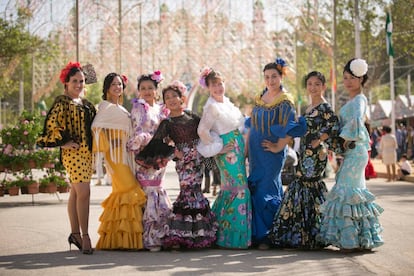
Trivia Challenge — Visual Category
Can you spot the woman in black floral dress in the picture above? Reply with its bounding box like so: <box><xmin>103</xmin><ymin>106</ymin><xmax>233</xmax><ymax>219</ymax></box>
<box><xmin>268</xmin><ymin>71</ymin><xmax>340</xmax><ymax>249</ymax></box>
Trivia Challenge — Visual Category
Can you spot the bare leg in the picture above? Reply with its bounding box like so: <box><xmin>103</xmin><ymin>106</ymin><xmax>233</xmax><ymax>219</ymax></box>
<box><xmin>391</xmin><ymin>164</ymin><xmax>396</xmax><ymax>181</ymax></box>
<box><xmin>68</xmin><ymin>185</ymin><xmax>80</xmax><ymax>233</ymax></box>
<box><xmin>386</xmin><ymin>165</ymin><xmax>391</xmax><ymax>181</ymax></box>
<box><xmin>72</xmin><ymin>182</ymin><xmax>92</xmax><ymax>253</ymax></box>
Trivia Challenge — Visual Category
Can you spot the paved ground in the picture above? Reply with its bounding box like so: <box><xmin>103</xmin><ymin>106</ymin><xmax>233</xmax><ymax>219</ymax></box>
<box><xmin>0</xmin><ymin>161</ymin><xmax>413</xmax><ymax>275</ymax></box>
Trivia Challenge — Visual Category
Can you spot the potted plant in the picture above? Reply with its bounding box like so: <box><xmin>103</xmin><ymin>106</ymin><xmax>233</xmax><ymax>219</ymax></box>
<box><xmin>3</xmin><ymin>177</ymin><xmax>20</xmax><ymax>196</ymax></box>
<box><xmin>14</xmin><ymin>171</ymin><xmax>39</xmax><ymax>195</ymax></box>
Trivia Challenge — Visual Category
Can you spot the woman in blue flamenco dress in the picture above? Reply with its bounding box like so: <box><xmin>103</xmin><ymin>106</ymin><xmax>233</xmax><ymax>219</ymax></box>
<box><xmin>197</xmin><ymin>67</ymin><xmax>252</xmax><ymax>249</ymax></box>
<box><xmin>318</xmin><ymin>58</ymin><xmax>384</xmax><ymax>252</ymax></box>
<box><xmin>246</xmin><ymin>58</ymin><xmax>307</xmax><ymax>249</ymax></box>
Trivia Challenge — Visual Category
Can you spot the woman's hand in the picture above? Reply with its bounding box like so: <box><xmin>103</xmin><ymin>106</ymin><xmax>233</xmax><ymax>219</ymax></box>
<box><xmin>219</xmin><ymin>143</ymin><xmax>234</xmax><ymax>154</ymax></box>
<box><xmin>262</xmin><ymin>140</ymin><xmax>283</xmax><ymax>153</ymax></box>
<box><xmin>61</xmin><ymin>141</ymin><xmax>80</xmax><ymax>150</ymax></box>
<box><xmin>174</xmin><ymin>149</ymin><xmax>183</xmax><ymax>160</ymax></box>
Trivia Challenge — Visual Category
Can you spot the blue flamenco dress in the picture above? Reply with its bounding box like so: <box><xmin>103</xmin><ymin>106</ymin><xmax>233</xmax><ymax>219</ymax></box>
<box><xmin>318</xmin><ymin>94</ymin><xmax>384</xmax><ymax>249</ymax></box>
<box><xmin>246</xmin><ymin>93</ymin><xmax>307</xmax><ymax>245</ymax></box>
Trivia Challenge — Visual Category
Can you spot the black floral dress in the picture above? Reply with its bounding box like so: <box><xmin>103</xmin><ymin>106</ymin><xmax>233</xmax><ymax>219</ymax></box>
<box><xmin>268</xmin><ymin>102</ymin><xmax>340</xmax><ymax>249</ymax></box>
<box><xmin>149</xmin><ymin>111</ymin><xmax>218</xmax><ymax>249</ymax></box>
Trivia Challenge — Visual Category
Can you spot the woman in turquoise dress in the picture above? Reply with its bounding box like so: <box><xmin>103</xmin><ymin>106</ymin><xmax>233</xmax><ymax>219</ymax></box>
<box><xmin>246</xmin><ymin>58</ymin><xmax>307</xmax><ymax>249</ymax></box>
<box><xmin>318</xmin><ymin>58</ymin><xmax>384</xmax><ymax>251</ymax></box>
<box><xmin>197</xmin><ymin>68</ymin><xmax>252</xmax><ymax>249</ymax></box>
<box><xmin>268</xmin><ymin>71</ymin><xmax>340</xmax><ymax>249</ymax></box>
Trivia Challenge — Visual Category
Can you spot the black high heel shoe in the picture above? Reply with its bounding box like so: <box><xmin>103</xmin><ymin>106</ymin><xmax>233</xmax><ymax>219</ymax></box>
<box><xmin>68</xmin><ymin>233</ymin><xmax>82</xmax><ymax>251</ymax></box>
<box><xmin>82</xmin><ymin>234</ymin><xmax>94</xmax><ymax>255</ymax></box>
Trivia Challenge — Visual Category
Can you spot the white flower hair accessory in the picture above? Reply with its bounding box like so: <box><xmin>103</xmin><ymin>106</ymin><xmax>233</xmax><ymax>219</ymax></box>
<box><xmin>350</xmin><ymin>58</ymin><xmax>368</xmax><ymax>77</ymax></box>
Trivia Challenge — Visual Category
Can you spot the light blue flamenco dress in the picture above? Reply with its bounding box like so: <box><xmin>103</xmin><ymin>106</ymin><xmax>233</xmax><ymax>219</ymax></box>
<box><xmin>318</xmin><ymin>94</ymin><xmax>384</xmax><ymax>249</ymax></box>
<box><xmin>246</xmin><ymin>93</ymin><xmax>307</xmax><ymax>245</ymax></box>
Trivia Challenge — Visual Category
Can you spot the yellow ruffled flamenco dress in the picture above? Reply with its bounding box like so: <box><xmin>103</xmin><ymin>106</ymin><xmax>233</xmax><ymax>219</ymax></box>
<box><xmin>93</xmin><ymin>110</ymin><xmax>146</xmax><ymax>250</ymax></box>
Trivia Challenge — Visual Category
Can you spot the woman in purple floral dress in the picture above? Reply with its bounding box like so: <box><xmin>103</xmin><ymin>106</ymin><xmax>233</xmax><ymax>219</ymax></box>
<box><xmin>126</xmin><ymin>71</ymin><xmax>171</xmax><ymax>252</ymax></box>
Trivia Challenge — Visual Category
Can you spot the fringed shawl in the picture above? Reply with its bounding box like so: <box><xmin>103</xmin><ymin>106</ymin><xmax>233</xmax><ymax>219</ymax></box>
<box><xmin>92</xmin><ymin>101</ymin><xmax>134</xmax><ymax>169</ymax></box>
<box><xmin>251</xmin><ymin>92</ymin><xmax>296</xmax><ymax>136</ymax></box>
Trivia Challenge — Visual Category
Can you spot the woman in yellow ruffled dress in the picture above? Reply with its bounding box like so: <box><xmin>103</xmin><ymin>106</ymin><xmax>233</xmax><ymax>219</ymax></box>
<box><xmin>92</xmin><ymin>73</ymin><xmax>146</xmax><ymax>250</ymax></box>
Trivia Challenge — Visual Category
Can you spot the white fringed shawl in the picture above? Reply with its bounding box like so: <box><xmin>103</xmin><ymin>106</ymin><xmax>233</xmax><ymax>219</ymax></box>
<box><xmin>92</xmin><ymin>101</ymin><xmax>134</xmax><ymax>172</ymax></box>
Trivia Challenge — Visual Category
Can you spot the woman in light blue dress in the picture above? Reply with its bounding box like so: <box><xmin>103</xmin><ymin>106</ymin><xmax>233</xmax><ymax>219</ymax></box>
<box><xmin>318</xmin><ymin>58</ymin><xmax>384</xmax><ymax>251</ymax></box>
<box><xmin>197</xmin><ymin>68</ymin><xmax>252</xmax><ymax>249</ymax></box>
<box><xmin>246</xmin><ymin>58</ymin><xmax>307</xmax><ymax>249</ymax></box>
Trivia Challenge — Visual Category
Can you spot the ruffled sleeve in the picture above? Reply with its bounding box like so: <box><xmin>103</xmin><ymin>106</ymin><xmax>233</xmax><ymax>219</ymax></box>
<box><xmin>269</xmin><ymin>101</ymin><xmax>307</xmax><ymax>138</ymax></box>
<box><xmin>126</xmin><ymin>101</ymin><xmax>152</xmax><ymax>152</ymax></box>
<box><xmin>197</xmin><ymin>102</ymin><xmax>224</xmax><ymax>157</ymax></box>
<box><xmin>36</xmin><ymin>99</ymin><xmax>72</xmax><ymax>148</ymax></box>
<box><xmin>339</xmin><ymin>95</ymin><xmax>369</xmax><ymax>143</ymax></box>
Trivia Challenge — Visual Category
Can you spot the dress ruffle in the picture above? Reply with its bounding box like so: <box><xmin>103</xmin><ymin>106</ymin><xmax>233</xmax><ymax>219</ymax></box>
<box><xmin>142</xmin><ymin>186</ymin><xmax>172</xmax><ymax>249</ymax></box>
<box><xmin>96</xmin><ymin>186</ymin><xmax>146</xmax><ymax>250</ymax></box>
<box><xmin>163</xmin><ymin>184</ymin><xmax>218</xmax><ymax>249</ymax></box>
<box><xmin>268</xmin><ymin>179</ymin><xmax>327</xmax><ymax>249</ymax></box>
<box><xmin>318</xmin><ymin>186</ymin><xmax>384</xmax><ymax>249</ymax></box>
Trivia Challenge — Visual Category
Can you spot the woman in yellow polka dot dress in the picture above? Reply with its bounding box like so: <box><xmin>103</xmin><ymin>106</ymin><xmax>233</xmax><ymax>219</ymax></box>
<box><xmin>37</xmin><ymin>61</ymin><xmax>96</xmax><ymax>254</ymax></box>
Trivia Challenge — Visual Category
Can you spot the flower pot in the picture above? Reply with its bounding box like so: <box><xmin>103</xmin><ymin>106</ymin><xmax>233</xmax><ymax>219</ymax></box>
<box><xmin>44</xmin><ymin>183</ymin><xmax>58</xmax><ymax>193</ymax></box>
<box><xmin>0</xmin><ymin>187</ymin><xmax>4</xmax><ymax>197</ymax></box>
<box><xmin>58</xmin><ymin>186</ymin><xmax>70</xmax><ymax>193</ymax></box>
<box><xmin>20</xmin><ymin>182</ymin><xmax>39</xmax><ymax>194</ymax></box>
<box><xmin>0</xmin><ymin>164</ymin><xmax>5</xmax><ymax>172</ymax></box>
<box><xmin>28</xmin><ymin>159</ymin><xmax>37</xmax><ymax>169</ymax></box>
<box><xmin>7</xmin><ymin>186</ymin><xmax>20</xmax><ymax>196</ymax></box>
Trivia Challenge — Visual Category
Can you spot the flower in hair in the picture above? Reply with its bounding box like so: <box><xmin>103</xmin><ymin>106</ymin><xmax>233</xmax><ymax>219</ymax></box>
<box><xmin>59</xmin><ymin>61</ymin><xmax>81</xmax><ymax>84</ymax></box>
<box><xmin>350</xmin><ymin>58</ymin><xmax>368</xmax><ymax>77</ymax></box>
<box><xmin>151</xmin><ymin>70</ymin><xmax>163</xmax><ymax>83</ymax></box>
<box><xmin>199</xmin><ymin>67</ymin><xmax>212</xmax><ymax>88</ymax></box>
<box><xmin>171</xmin><ymin>80</ymin><xmax>187</xmax><ymax>95</ymax></box>
<box><xmin>121</xmin><ymin>75</ymin><xmax>128</xmax><ymax>85</ymax></box>
<box><xmin>275</xmin><ymin>57</ymin><xmax>288</xmax><ymax>76</ymax></box>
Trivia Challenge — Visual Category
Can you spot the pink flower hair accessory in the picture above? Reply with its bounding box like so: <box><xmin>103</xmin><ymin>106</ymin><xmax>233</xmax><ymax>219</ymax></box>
<box><xmin>171</xmin><ymin>80</ymin><xmax>188</xmax><ymax>95</ymax></box>
<box><xmin>199</xmin><ymin>67</ymin><xmax>212</xmax><ymax>88</ymax></box>
<box><xmin>151</xmin><ymin>70</ymin><xmax>163</xmax><ymax>83</ymax></box>
<box><xmin>121</xmin><ymin>75</ymin><xmax>128</xmax><ymax>85</ymax></box>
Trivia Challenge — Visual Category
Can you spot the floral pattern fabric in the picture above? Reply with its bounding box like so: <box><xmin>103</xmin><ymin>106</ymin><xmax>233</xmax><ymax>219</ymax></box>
<box><xmin>212</xmin><ymin>130</ymin><xmax>252</xmax><ymax>249</ymax></box>
<box><xmin>318</xmin><ymin>94</ymin><xmax>384</xmax><ymax>249</ymax></box>
<box><xmin>153</xmin><ymin>111</ymin><xmax>218</xmax><ymax>249</ymax></box>
<box><xmin>268</xmin><ymin>102</ymin><xmax>339</xmax><ymax>249</ymax></box>
<box><xmin>127</xmin><ymin>98</ymin><xmax>172</xmax><ymax>250</ymax></box>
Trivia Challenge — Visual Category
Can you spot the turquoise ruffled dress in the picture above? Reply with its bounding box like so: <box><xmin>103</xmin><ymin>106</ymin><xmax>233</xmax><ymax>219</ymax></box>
<box><xmin>318</xmin><ymin>94</ymin><xmax>384</xmax><ymax>249</ymax></box>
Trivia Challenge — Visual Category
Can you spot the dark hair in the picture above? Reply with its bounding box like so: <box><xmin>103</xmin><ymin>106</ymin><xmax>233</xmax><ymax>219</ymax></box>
<box><xmin>162</xmin><ymin>85</ymin><xmax>183</xmax><ymax>103</ymax></box>
<box><xmin>205</xmin><ymin>70</ymin><xmax>224</xmax><ymax>87</ymax></box>
<box><xmin>263</xmin><ymin>62</ymin><xmax>283</xmax><ymax>76</ymax></box>
<box><xmin>402</xmin><ymin>154</ymin><xmax>408</xmax><ymax>159</ymax></box>
<box><xmin>382</xmin><ymin>125</ymin><xmax>391</xmax><ymax>133</ymax></box>
<box><xmin>343</xmin><ymin>58</ymin><xmax>368</xmax><ymax>86</ymax></box>
<box><xmin>102</xmin><ymin>73</ymin><xmax>126</xmax><ymax>101</ymax></box>
<box><xmin>304</xmin><ymin>71</ymin><xmax>326</xmax><ymax>87</ymax></box>
<box><xmin>137</xmin><ymin>74</ymin><xmax>158</xmax><ymax>90</ymax></box>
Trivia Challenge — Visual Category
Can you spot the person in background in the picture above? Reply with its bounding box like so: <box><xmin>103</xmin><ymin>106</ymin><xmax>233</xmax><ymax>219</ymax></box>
<box><xmin>92</xmin><ymin>72</ymin><xmax>146</xmax><ymax>250</ymax></box>
<box><xmin>126</xmin><ymin>71</ymin><xmax>172</xmax><ymax>252</ymax></box>
<box><xmin>365</xmin><ymin>121</ymin><xmax>377</xmax><ymax>180</ymax></box>
<box><xmin>397</xmin><ymin>153</ymin><xmax>412</xmax><ymax>180</ymax></box>
<box><xmin>197</xmin><ymin>68</ymin><xmax>252</xmax><ymax>249</ymax></box>
<box><xmin>268</xmin><ymin>71</ymin><xmax>340</xmax><ymax>249</ymax></box>
<box><xmin>202</xmin><ymin>157</ymin><xmax>221</xmax><ymax>196</ymax></box>
<box><xmin>37</xmin><ymin>61</ymin><xmax>96</xmax><ymax>254</ymax></box>
<box><xmin>318</xmin><ymin>58</ymin><xmax>384</xmax><ymax>252</ymax></box>
<box><xmin>246</xmin><ymin>58</ymin><xmax>307</xmax><ymax>250</ymax></box>
<box><xmin>378</xmin><ymin>125</ymin><xmax>398</xmax><ymax>182</ymax></box>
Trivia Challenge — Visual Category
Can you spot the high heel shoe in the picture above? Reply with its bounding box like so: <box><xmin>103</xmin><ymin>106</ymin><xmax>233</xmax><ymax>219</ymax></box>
<box><xmin>82</xmin><ymin>234</ymin><xmax>94</xmax><ymax>255</ymax></box>
<box><xmin>68</xmin><ymin>233</ymin><xmax>82</xmax><ymax>251</ymax></box>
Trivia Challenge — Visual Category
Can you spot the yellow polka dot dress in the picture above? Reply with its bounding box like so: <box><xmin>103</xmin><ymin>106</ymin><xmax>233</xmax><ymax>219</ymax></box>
<box><xmin>37</xmin><ymin>95</ymin><xmax>96</xmax><ymax>183</ymax></box>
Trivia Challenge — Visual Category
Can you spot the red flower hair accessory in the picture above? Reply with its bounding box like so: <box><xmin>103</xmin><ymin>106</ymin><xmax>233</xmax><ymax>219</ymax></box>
<box><xmin>121</xmin><ymin>75</ymin><xmax>128</xmax><ymax>85</ymax></box>
<box><xmin>59</xmin><ymin>61</ymin><xmax>82</xmax><ymax>84</ymax></box>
